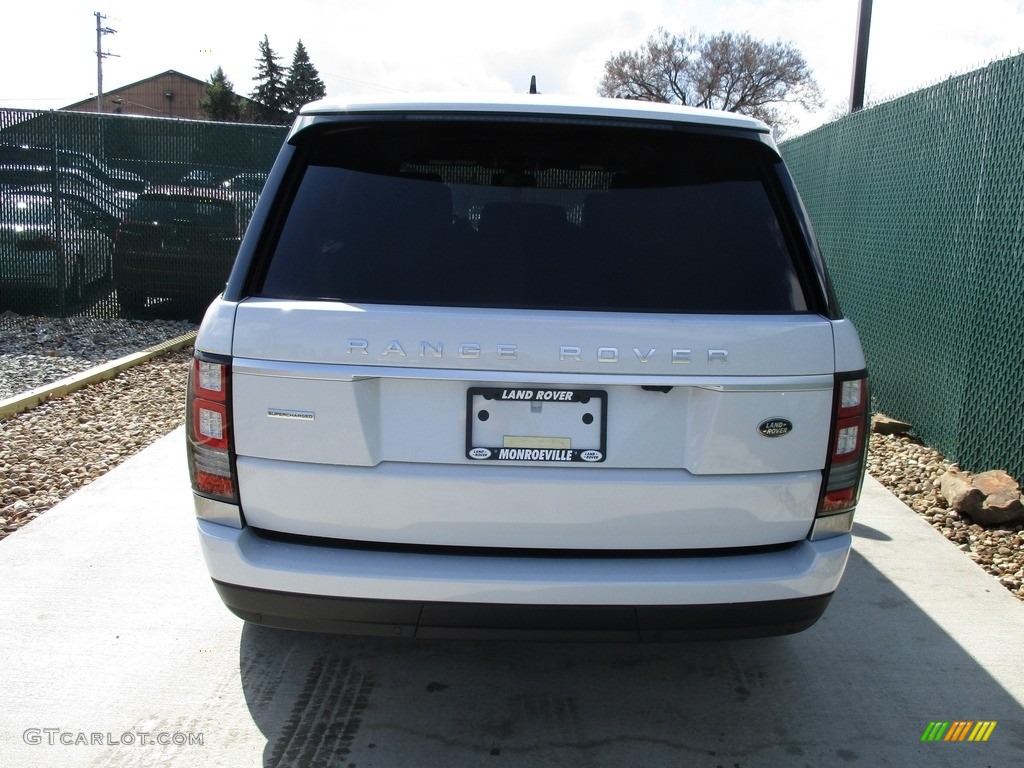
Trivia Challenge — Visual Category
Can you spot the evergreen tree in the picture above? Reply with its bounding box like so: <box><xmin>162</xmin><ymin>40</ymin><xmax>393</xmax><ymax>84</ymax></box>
<box><xmin>283</xmin><ymin>40</ymin><xmax>327</xmax><ymax>114</ymax></box>
<box><xmin>198</xmin><ymin>67</ymin><xmax>241</xmax><ymax>122</ymax></box>
<box><xmin>251</xmin><ymin>35</ymin><xmax>288</xmax><ymax>123</ymax></box>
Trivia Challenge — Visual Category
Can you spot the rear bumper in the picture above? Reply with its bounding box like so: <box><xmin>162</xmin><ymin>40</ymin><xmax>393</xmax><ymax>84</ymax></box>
<box><xmin>0</xmin><ymin>251</ymin><xmax>60</xmax><ymax>288</ymax></box>
<box><xmin>114</xmin><ymin>253</ymin><xmax>229</xmax><ymax>298</ymax></box>
<box><xmin>197</xmin><ymin>517</ymin><xmax>851</xmax><ymax>640</ymax></box>
<box><xmin>213</xmin><ymin>581</ymin><xmax>833</xmax><ymax>640</ymax></box>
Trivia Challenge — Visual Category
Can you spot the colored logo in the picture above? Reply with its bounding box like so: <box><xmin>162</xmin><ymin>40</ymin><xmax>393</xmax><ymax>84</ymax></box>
<box><xmin>758</xmin><ymin>418</ymin><xmax>793</xmax><ymax>437</ymax></box>
<box><xmin>921</xmin><ymin>721</ymin><xmax>996</xmax><ymax>742</ymax></box>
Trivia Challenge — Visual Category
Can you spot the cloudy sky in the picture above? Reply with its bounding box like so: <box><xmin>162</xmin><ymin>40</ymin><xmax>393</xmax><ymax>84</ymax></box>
<box><xmin>4</xmin><ymin>0</ymin><xmax>1023</xmax><ymax>133</ymax></box>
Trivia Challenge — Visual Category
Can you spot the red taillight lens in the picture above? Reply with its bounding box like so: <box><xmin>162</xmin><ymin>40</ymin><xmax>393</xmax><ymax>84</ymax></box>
<box><xmin>195</xmin><ymin>468</ymin><xmax>234</xmax><ymax>498</ymax></box>
<box><xmin>192</xmin><ymin>358</ymin><xmax>226</xmax><ymax>401</ymax></box>
<box><xmin>187</xmin><ymin>355</ymin><xmax>237</xmax><ymax>503</ymax></box>
<box><xmin>818</xmin><ymin>373</ymin><xmax>869</xmax><ymax>517</ymax></box>
<box><xmin>837</xmin><ymin>377</ymin><xmax>866</xmax><ymax>419</ymax></box>
<box><xmin>192</xmin><ymin>399</ymin><xmax>228</xmax><ymax>449</ymax></box>
<box><xmin>832</xmin><ymin>416</ymin><xmax>865</xmax><ymax>463</ymax></box>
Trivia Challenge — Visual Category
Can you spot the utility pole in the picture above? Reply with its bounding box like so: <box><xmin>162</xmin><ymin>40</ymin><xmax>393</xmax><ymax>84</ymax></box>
<box><xmin>849</xmin><ymin>0</ymin><xmax>873</xmax><ymax>112</ymax></box>
<box><xmin>95</xmin><ymin>11</ymin><xmax>118</xmax><ymax>113</ymax></box>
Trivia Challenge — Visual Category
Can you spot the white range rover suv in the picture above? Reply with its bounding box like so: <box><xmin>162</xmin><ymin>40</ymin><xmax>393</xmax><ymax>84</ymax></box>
<box><xmin>187</xmin><ymin>94</ymin><xmax>868</xmax><ymax>640</ymax></box>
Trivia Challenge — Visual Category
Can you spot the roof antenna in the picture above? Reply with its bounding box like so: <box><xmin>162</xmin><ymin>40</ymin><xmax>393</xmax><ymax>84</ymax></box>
<box><xmin>529</xmin><ymin>75</ymin><xmax>538</xmax><ymax>95</ymax></box>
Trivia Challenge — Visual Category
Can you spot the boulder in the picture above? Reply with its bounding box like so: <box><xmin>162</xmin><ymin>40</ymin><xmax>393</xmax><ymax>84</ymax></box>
<box><xmin>972</xmin><ymin>469</ymin><xmax>1020</xmax><ymax>498</ymax></box>
<box><xmin>972</xmin><ymin>470</ymin><xmax>1024</xmax><ymax>525</ymax></box>
<box><xmin>939</xmin><ymin>468</ymin><xmax>1024</xmax><ymax>525</ymax></box>
<box><xmin>872</xmin><ymin>414</ymin><xmax>913</xmax><ymax>435</ymax></box>
<box><xmin>939</xmin><ymin>469</ymin><xmax>983</xmax><ymax>515</ymax></box>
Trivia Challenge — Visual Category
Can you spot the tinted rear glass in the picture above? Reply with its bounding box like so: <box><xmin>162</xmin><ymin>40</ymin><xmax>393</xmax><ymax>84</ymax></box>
<box><xmin>128</xmin><ymin>197</ymin><xmax>237</xmax><ymax>228</ymax></box>
<box><xmin>258</xmin><ymin>120</ymin><xmax>810</xmax><ymax>313</ymax></box>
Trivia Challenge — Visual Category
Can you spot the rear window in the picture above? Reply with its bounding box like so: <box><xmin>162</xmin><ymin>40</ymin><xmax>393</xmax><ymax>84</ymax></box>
<box><xmin>128</xmin><ymin>196</ymin><xmax>237</xmax><ymax>228</ymax></box>
<box><xmin>257</xmin><ymin>120</ymin><xmax>810</xmax><ymax>313</ymax></box>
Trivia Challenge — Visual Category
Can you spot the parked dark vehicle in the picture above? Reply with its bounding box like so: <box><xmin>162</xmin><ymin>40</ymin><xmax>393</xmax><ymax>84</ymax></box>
<box><xmin>179</xmin><ymin>170</ymin><xmax>220</xmax><ymax>188</ymax></box>
<box><xmin>112</xmin><ymin>186</ymin><xmax>256</xmax><ymax>316</ymax></box>
<box><xmin>0</xmin><ymin>145</ymin><xmax>146</xmax><ymax>196</ymax></box>
<box><xmin>7</xmin><ymin>185</ymin><xmax>121</xmax><ymax>237</ymax></box>
<box><xmin>0</xmin><ymin>191</ymin><xmax>113</xmax><ymax>306</ymax></box>
<box><xmin>220</xmin><ymin>172</ymin><xmax>267</xmax><ymax>193</ymax></box>
<box><xmin>0</xmin><ymin>163</ymin><xmax>129</xmax><ymax>220</ymax></box>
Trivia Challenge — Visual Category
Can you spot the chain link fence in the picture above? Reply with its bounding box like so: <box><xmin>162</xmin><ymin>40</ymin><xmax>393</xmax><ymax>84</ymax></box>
<box><xmin>0</xmin><ymin>109</ymin><xmax>286</xmax><ymax>320</ymax></box>
<box><xmin>782</xmin><ymin>54</ymin><xmax>1024</xmax><ymax>479</ymax></box>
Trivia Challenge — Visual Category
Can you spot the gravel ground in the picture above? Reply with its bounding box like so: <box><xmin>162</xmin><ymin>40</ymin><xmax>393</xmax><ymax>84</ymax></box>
<box><xmin>0</xmin><ymin>312</ymin><xmax>195</xmax><ymax>400</ymax></box>
<box><xmin>0</xmin><ymin>315</ymin><xmax>1021</xmax><ymax>601</ymax></box>
<box><xmin>1</xmin><ymin>346</ymin><xmax>191</xmax><ymax>539</ymax></box>
<box><xmin>868</xmin><ymin>430</ymin><xmax>1024</xmax><ymax>601</ymax></box>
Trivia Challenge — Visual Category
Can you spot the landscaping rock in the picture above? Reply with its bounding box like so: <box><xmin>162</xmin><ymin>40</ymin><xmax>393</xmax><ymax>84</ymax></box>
<box><xmin>941</xmin><ymin>469</ymin><xmax>1024</xmax><ymax>525</ymax></box>
<box><xmin>872</xmin><ymin>414</ymin><xmax>913</xmax><ymax>435</ymax></box>
<box><xmin>939</xmin><ymin>468</ymin><xmax>984</xmax><ymax>515</ymax></box>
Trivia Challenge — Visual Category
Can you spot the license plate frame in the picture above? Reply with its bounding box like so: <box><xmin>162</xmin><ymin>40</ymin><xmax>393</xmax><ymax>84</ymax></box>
<box><xmin>466</xmin><ymin>387</ymin><xmax>607</xmax><ymax>463</ymax></box>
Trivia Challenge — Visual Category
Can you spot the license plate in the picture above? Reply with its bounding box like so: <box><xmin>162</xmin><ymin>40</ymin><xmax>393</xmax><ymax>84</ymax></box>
<box><xmin>466</xmin><ymin>387</ymin><xmax>606</xmax><ymax>462</ymax></box>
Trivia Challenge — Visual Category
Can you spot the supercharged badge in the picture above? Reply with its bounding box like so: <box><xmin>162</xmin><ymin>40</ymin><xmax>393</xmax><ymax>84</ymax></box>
<box><xmin>758</xmin><ymin>418</ymin><xmax>793</xmax><ymax>437</ymax></box>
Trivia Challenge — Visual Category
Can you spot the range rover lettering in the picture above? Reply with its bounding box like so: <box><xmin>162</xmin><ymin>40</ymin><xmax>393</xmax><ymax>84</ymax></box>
<box><xmin>187</xmin><ymin>94</ymin><xmax>869</xmax><ymax>640</ymax></box>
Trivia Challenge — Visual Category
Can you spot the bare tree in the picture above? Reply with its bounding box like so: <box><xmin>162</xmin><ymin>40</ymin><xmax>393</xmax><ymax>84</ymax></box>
<box><xmin>600</xmin><ymin>28</ymin><xmax>822</xmax><ymax>127</ymax></box>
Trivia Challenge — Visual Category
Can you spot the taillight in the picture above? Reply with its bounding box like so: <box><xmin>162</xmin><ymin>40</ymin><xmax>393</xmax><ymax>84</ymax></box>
<box><xmin>812</xmin><ymin>372</ymin><xmax>869</xmax><ymax>539</ymax></box>
<box><xmin>187</xmin><ymin>354</ymin><xmax>238</xmax><ymax>505</ymax></box>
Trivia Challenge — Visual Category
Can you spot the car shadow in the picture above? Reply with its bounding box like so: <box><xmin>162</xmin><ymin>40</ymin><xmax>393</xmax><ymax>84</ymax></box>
<box><xmin>236</xmin><ymin>550</ymin><xmax>1024</xmax><ymax>767</ymax></box>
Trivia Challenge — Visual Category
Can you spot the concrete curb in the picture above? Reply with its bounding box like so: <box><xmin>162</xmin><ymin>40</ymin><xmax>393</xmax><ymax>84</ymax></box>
<box><xmin>0</xmin><ymin>330</ymin><xmax>197</xmax><ymax>420</ymax></box>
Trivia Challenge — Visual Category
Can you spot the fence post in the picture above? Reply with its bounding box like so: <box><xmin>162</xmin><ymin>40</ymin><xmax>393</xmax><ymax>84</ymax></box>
<box><xmin>49</xmin><ymin>110</ymin><xmax>68</xmax><ymax>317</ymax></box>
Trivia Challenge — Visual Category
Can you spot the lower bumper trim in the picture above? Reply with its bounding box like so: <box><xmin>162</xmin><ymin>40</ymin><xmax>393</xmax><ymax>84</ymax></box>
<box><xmin>212</xmin><ymin>580</ymin><xmax>833</xmax><ymax>641</ymax></box>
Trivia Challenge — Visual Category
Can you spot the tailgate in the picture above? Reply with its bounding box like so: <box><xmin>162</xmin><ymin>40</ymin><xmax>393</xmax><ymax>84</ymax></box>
<box><xmin>229</xmin><ymin>299</ymin><xmax>836</xmax><ymax>550</ymax></box>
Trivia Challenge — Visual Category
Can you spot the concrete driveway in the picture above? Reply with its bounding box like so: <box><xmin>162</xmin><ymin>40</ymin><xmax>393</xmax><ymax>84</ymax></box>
<box><xmin>1</xmin><ymin>427</ymin><xmax>1021</xmax><ymax>767</ymax></box>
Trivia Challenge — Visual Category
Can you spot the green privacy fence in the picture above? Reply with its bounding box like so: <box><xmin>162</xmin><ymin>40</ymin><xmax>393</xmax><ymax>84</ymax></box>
<box><xmin>782</xmin><ymin>54</ymin><xmax>1024</xmax><ymax>479</ymax></box>
<box><xmin>0</xmin><ymin>109</ymin><xmax>286</xmax><ymax>320</ymax></box>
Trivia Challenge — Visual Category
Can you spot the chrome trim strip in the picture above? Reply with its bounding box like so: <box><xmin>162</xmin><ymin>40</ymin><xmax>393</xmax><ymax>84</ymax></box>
<box><xmin>193</xmin><ymin>495</ymin><xmax>244</xmax><ymax>529</ymax></box>
<box><xmin>232</xmin><ymin>358</ymin><xmax>834</xmax><ymax>392</ymax></box>
<box><xmin>809</xmin><ymin>510</ymin><xmax>855</xmax><ymax>541</ymax></box>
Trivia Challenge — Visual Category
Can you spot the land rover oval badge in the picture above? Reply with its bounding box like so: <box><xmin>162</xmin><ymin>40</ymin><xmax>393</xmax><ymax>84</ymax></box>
<box><xmin>758</xmin><ymin>418</ymin><xmax>793</xmax><ymax>438</ymax></box>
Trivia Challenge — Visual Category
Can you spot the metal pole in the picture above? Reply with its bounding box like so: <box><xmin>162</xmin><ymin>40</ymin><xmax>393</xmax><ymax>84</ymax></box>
<box><xmin>850</xmin><ymin>0</ymin><xmax>873</xmax><ymax>112</ymax></box>
<box><xmin>96</xmin><ymin>12</ymin><xmax>103</xmax><ymax>113</ymax></box>
<box><xmin>51</xmin><ymin>111</ymin><xmax>67</xmax><ymax>316</ymax></box>
<box><xmin>94</xmin><ymin>12</ymin><xmax>117</xmax><ymax>114</ymax></box>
